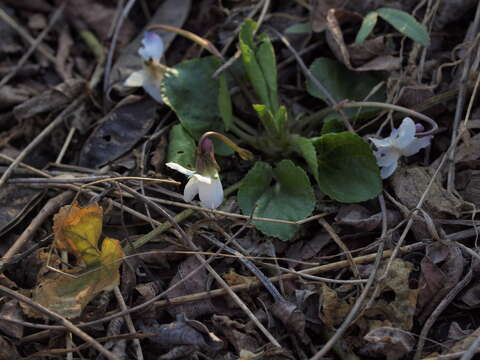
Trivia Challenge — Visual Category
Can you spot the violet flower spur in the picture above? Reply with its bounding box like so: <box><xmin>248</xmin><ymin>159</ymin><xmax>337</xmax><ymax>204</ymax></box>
<box><xmin>369</xmin><ymin>117</ymin><xmax>432</xmax><ymax>179</ymax></box>
<box><xmin>124</xmin><ymin>32</ymin><xmax>165</xmax><ymax>103</ymax></box>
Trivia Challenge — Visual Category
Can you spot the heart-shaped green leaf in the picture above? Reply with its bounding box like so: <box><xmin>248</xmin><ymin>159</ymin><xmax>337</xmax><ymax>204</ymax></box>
<box><xmin>161</xmin><ymin>56</ymin><xmax>223</xmax><ymax>138</ymax></box>
<box><xmin>238</xmin><ymin>160</ymin><xmax>315</xmax><ymax>240</ymax></box>
<box><xmin>313</xmin><ymin>132</ymin><xmax>381</xmax><ymax>203</ymax></box>
<box><xmin>306</xmin><ymin>58</ymin><xmax>385</xmax><ymax>121</ymax></box>
<box><xmin>167</xmin><ymin>124</ymin><xmax>196</xmax><ymax>170</ymax></box>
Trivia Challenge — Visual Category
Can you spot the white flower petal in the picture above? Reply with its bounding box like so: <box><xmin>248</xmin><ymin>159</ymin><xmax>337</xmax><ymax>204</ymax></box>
<box><xmin>380</xmin><ymin>159</ymin><xmax>399</xmax><ymax>179</ymax></box>
<box><xmin>138</xmin><ymin>32</ymin><xmax>164</xmax><ymax>62</ymax></box>
<box><xmin>193</xmin><ymin>173</ymin><xmax>214</xmax><ymax>184</ymax></box>
<box><xmin>166</xmin><ymin>162</ymin><xmax>195</xmax><ymax>177</ymax></box>
<box><xmin>184</xmin><ymin>176</ymin><xmax>200</xmax><ymax>202</ymax></box>
<box><xmin>401</xmin><ymin>136</ymin><xmax>432</xmax><ymax>157</ymax></box>
<box><xmin>393</xmin><ymin>117</ymin><xmax>416</xmax><ymax>149</ymax></box>
<box><xmin>198</xmin><ymin>178</ymin><xmax>223</xmax><ymax>209</ymax></box>
<box><xmin>142</xmin><ymin>76</ymin><xmax>163</xmax><ymax>103</ymax></box>
<box><xmin>369</xmin><ymin>137</ymin><xmax>391</xmax><ymax>149</ymax></box>
<box><xmin>375</xmin><ymin>149</ymin><xmax>400</xmax><ymax>166</ymax></box>
<box><xmin>124</xmin><ymin>70</ymin><xmax>145</xmax><ymax>87</ymax></box>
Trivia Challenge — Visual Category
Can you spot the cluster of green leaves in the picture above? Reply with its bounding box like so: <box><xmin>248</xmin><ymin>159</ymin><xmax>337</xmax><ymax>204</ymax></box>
<box><xmin>160</xmin><ymin>13</ymin><xmax>429</xmax><ymax>240</ymax></box>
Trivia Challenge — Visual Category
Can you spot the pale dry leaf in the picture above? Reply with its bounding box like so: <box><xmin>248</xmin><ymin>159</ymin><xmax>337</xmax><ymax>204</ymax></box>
<box><xmin>361</xmin><ymin>326</ymin><xmax>415</xmax><ymax>360</ymax></box>
<box><xmin>391</xmin><ymin>166</ymin><xmax>464</xmax><ymax>218</ymax></box>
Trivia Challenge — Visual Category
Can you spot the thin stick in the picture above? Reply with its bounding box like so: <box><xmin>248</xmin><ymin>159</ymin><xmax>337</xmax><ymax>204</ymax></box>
<box><xmin>103</xmin><ymin>0</ymin><xmax>136</xmax><ymax>98</ymax></box>
<box><xmin>269</xmin><ymin>27</ymin><xmax>353</xmax><ymax>132</ymax></box>
<box><xmin>415</xmin><ymin>268</ymin><xmax>473</xmax><ymax>360</ymax></box>
<box><xmin>1</xmin><ymin>191</ymin><xmax>74</xmax><ymax>267</ymax></box>
<box><xmin>118</xmin><ymin>183</ymin><xmax>281</xmax><ymax>348</ymax></box>
<box><xmin>0</xmin><ymin>285</ymin><xmax>119</xmax><ymax>360</ymax></box>
<box><xmin>0</xmin><ymin>4</ymin><xmax>65</xmax><ymax>89</ymax></box>
<box><xmin>0</xmin><ymin>98</ymin><xmax>83</xmax><ymax>188</ymax></box>
<box><xmin>310</xmin><ymin>195</ymin><xmax>387</xmax><ymax>360</ymax></box>
<box><xmin>319</xmin><ymin>218</ymin><xmax>361</xmax><ymax>283</ymax></box>
<box><xmin>0</xmin><ymin>8</ymin><xmax>56</xmax><ymax>62</ymax></box>
<box><xmin>0</xmin><ymin>241</ymin><xmax>427</xmax><ymax>333</ymax></box>
<box><xmin>339</xmin><ymin>101</ymin><xmax>438</xmax><ymax>136</ymax></box>
<box><xmin>56</xmin><ymin>127</ymin><xmax>76</xmax><ymax>164</ymax></box>
<box><xmin>447</xmin><ymin>1</ymin><xmax>480</xmax><ymax>191</ymax></box>
<box><xmin>113</xmin><ymin>287</ymin><xmax>143</xmax><ymax>360</ymax></box>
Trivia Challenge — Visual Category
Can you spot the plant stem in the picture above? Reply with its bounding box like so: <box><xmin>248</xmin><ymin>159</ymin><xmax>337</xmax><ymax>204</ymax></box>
<box><xmin>127</xmin><ymin>181</ymin><xmax>243</xmax><ymax>252</ymax></box>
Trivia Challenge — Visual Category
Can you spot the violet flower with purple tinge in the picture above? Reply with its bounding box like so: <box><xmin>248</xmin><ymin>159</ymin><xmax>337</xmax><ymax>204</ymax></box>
<box><xmin>124</xmin><ymin>32</ymin><xmax>165</xmax><ymax>103</ymax></box>
<box><xmin>369</xmin><ymin>117</ymin><xmax>432</xmax><ymax>179</ymax></box>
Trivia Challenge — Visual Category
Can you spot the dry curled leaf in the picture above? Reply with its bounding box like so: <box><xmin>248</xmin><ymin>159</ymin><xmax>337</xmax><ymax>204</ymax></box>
<box><xmin>28</xmin><ymin>203</ymin><xmax>124</xmax><ymax>319</ymax></box>
<box><xmin>13</xmin><ymin>79</ymin><xmax>85</xmax><ymax>120</ymax></box>
<box><xmin>360</xmin><ymin>326</ymin><xmax>415</xmax><ymax>360</ymax></box>
<box><xmin>416</xmin><ymin>242</ymin><xmax>465</xmax><ymax>322</ymax></box>
<box><xmin>31</xmin><ymin>237</ymin><xmax>123</xmax><ymax>319</ymax></box>
<box><xmin>212</xmin><ymin>314</ymin><xmax>260</xmax><ymax>353</ymax></box>
<box><xmin>53</xmin><ymin>203</ymin><xmax>103</xmax><ymax>265</ymax></box>
<box><xmin>391</xmin><ymin>166</ymin><xmax>464</xmax><ymax>218</ymax></box>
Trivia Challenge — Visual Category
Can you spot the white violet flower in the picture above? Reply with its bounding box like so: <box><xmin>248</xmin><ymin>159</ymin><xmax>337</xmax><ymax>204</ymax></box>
<box><xmin>369</xmin><ymin>117</ymin><xmax>432</xmax><ymax>179</ymax></box>
<box><xmin>166</xmin><ymin>162</ymin><xmax>223</xmax><ymax>209</ymax></box>
<box><xmin>124</xmin><ymin>32</ymin><xmax>165</xmax><ymax>103</ymax></box>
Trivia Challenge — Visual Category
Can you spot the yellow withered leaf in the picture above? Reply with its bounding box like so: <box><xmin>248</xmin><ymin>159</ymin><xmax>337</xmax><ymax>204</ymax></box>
<box><xmin>53</xmin><ymin>203</ymin><xmax>102</xmax><ymax>265</ymax></box>
<box><xmin>30</xmin><ymin>237</ymin><xmax>124</xmax><ymax>319</ymax></box>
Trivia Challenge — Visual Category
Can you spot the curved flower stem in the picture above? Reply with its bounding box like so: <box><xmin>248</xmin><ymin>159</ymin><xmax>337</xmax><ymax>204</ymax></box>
<box><xmin>338</xmin><ymin>101</ymin><xmax>438</xmax><ymax>136</ymax></box>
<box><xmin>148</xmin><ymin>24</ymin><xmax>223</xmax><ymax>58</ymax></box>
<box><xmin>199</xmin><ymin>131</ymin><xmax>254</xmax><ymax>160</ymax></box>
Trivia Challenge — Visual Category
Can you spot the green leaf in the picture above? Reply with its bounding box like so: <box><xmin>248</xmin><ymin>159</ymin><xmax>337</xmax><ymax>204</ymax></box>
<box><xmin>239</xmin><ymin>18</ymin><xmax>258</xmax><ymax>50</ymax></box>
<box><xmin>161</xmin><ymin>56</ymin><xmax>223</xmax><ymax>138</ymax></box>
<box><xmin>307</xmin><ymin>58</ymin><xmax>385</xmax><ymax>103</ymax></box>
<box><xmin>253</xmin><ymin>104</ymin><xmax>277</xmax><ymax>134</ymax></box>
<box><xmin>257</xmin><ymin>35</ymin><xmax>279</xmax><ymax>112</ymax></box>
<box><xmin>313</xmin><ymin>132</ymin><xmax>381</xmax><ymax>203</ymax></box>
<box><xmin>274</xmin><ymin>106</ymin><xmax>288</xmax><ymax>134</ymax></box>
<box><xmin>218</xmin><ymin>73</ymin><xmax>233</xmax><ymax>131</ymax></box>
<box><xmin>377</xmin><ymin>8</ymin><xmax>430</xmax><ymax>46</ymax></box>
<box><xmin>285</xmin><ymin>22</ymin><xmax>312</xmax><ymax>34</ymax></box>
<box><xmin>238</xmin><ymin>162</ymin><xmax>273</xmax><ymax>215</ymax></box>
<box><xmin>292</xmin><ymin>136</ymin><xmax>319</xmax><ymax>184</ymax></box>
<box><xmin>355</xmin><ymin>12</ymin><xmax>379</xmax><ymax>44</ymax></box>
<box><xmin>306</xmin><ymin>58</ymin><xmax>385</xmax><ymax>121</ymax></box>
<box><xmin>238</xmin><ymin>160</ymin><xmax>315</xmax><ymax>240</ymax></box>
<box><xmin>321</xmin><ymin>115</ymin><xmax>345</xmax><ymax>135</ymax></box>
<box><xmin>240</xmin><ymin>40</ymin><xmax>271</xmax><ymax>110</ymax></box>
<box><xmin>167</xmin><ymin>124</ymin><xmax>196</xmax><ymax>170</ymax></box>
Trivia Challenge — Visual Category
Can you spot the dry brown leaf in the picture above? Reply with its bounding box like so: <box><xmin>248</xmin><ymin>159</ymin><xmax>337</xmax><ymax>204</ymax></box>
<box><xmin>0</xmin><ymin>300</ymin><xmax>23</xmax><ymax>339</ymax></box>
<box><xmin>30</xmin><ymin>237</ymin><xmax>123</xmax><ymax>319</ymax></box>
<box><xmin>223</xmin><ymin>269</ymin><xmax>257</xmax><ymax>287</ymax></box>
<box><xmin>271</xmin><ymin>300</ymin><xmax>306</xmax><ymax>338</ymax></box>
<box><xmin>335</xmin><ymin>204</ymin><xmax>401</xmax><ymax>231</ymax></box>
<box><xmin>310</xmin><ymin>0</ymin><xmax>346</xmax><ymax>32</ymax></box>
<box><xmin>319</xmin><ymin>283</ymin><xmax>352</xmax><ymax>328</ymax></box>
<box><xmin>391</xmin><ymin>166</ymin><xmax>464</xmax><ymax>218</ymax></box>
<box><xmin>212</xmin><ymin>314</ymin><xmax>260</xmax><ymax>353</ymax></box>
<box><xmin>360</xmin><ymin>326</ymin><xmax>415</xmax><ymax>360</ymax></box>
<box><xmin>13</xmin><ymin>79</ymin><xmax>86</xmax><ymax>120</ymax></box>
<box><xmin>166</xmin><ymin>256</ymin><xmax>215</xmax><ymax>319</ymax></box>
<box><xmin>370</xmin><ymin>259</ymin><xmax>418</xmax><ymax>330</ymax></box>
<box><xmin>325</xmin><ymin>9</ymin><xmax>400</xmax><ymax>71</ymax></box>
<box><xmin>416</xmin><ymin>242</ymin><xmax>466</xmax><ymax>322</ymax></box>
